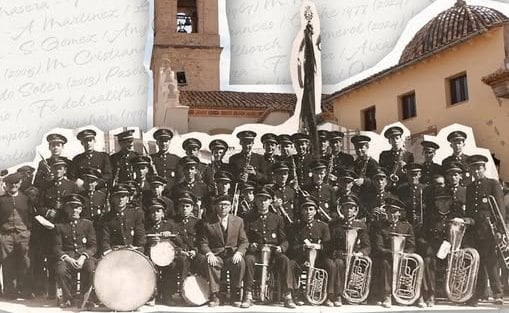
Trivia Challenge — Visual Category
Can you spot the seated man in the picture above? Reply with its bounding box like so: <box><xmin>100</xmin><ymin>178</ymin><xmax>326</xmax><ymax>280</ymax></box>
<box><xmin>54</xmin><ymin>194</ymin><xmax>97</xmax><ymax>307</ymax></box>
<box><xmin>200</xmin><ymin>195</ymin><xmax>248</xmax><ymax>307</ymax></box>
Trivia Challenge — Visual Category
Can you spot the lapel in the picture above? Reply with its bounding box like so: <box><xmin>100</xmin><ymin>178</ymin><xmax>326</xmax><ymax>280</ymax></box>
<box><xmin>211</xmin><ymin>218</ymin><xmax>225</xmax><ymax>246</ymax></box>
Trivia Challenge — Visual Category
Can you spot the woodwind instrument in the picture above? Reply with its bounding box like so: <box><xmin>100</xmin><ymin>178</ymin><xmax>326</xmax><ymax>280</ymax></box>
<box><xmin>389</xmin><ymin>150</ymin><xmax>406</xmax><ymax>185</ymax></box>
<box><xmin>233</xmin><ymin>150</ymin><xmax>251</xmax><ymax>216</ymax></box>
<box><xmin>342</xmin><ymin>227</ymin><xmax>372</xmax><ymax>304</ymax></box>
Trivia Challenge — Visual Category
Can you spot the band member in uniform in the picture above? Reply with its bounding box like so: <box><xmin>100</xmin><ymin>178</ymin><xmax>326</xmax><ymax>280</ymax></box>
<box><xmin>397</xmin><ymin>163</ymin><xmax>427</xmax><ymax>227</ymax></box>
<box><xmin>362</xmin><ymin>167</ymin><xmax>392</xmax><ymax>224</ymax></box>
<box><xmin>150</xmin><ymin>128</ymin><xmax>179</xmax><ymax>191</ymax></box>
<box><xmin>328</xmin><ymin>195</ymin><xmax>370</xmax><ymax>306</ymax></box>
<box><xmin>420</xmin><ymin>141</ymin><xmax>441</xmax><ymax>185</ymax></box>
<box><xmin>268</xmin><ymin>161</ymin><xmax>297</xmax><ymax>225</ymax></box>
<box><xmin>379</xmin><ymin>126</ymin><xmax>414</xmax><ymax>190</ymax></box>
<box><xmin>243</xmin><ymin>186</ymin><xmax>296</xmax><ymax>308</ymax></box>
<box><xmin>291</xmin><ymin>133</ymin><xmax>313</xmax><ymax>186</ymax></box>
<box><xmin>238</xmin><ymin>181</ymin><xmax>256</xmax><ymax>219</ymax></box>
<box><xmin>101</xmin><ymin>184</ymin><xmax>146</xmax><ymax>254</ymax></box>
<box><xmin>144</xmin><ymin>198</ymin><xmax>180</xmax><ymax>305</ymax></box>
<box><xmin>278</xmin><ymin>134</ymin><xmax>294</xmax><ymax>163</ymax></box>
<box><xmin>328</xmin><ymin>131</ymin><xmax>354</xmax><ymax>183</ymax></box>
<box><xmin>229</xmin><ymin>130</ymin><xmax>262</xmax><ymax>185</ymax></box>
<box><xmin>0</xmin><ymin>173</ymin><xmax>33</xmax><ymax>298</ymax></box>
<box><xmin>34</xmin><ymin>134</ymin><xmax>72</xmax><ymax>189</ymax></box>
<box><xmin>17</xmin><ymin>165</ymin><xmax>36</xmax><ymax>193</ymax></box>
<box><xmin>259</xmin><ymin>133</ymin><xmax>279</xmax><ymax>185</ymax></box>
<box><xmin>132</xmin><ymin>156</ymin><xmax>152</xmax><ymax>193</ymax></box>
<box><xmin>203</xmin><ymin>139</ymin><xmax>231</xmax><ymax>195</ymax></box>
<box><xmin>69</xmin><ymin>129</ymin><xmax>112</xmax><ymax>183</ymax></box>
<box><xmin>335</xmin><ymin>169</ymin><xmax>365</xmax><ymax>219</ymax></box>
<box><xmin>201</xmin><ymin>195</ymin><xmax>248</xmax><ymax>307</ymax></box>
<box><xmin>444</xmin><ymin>162</ymin><xmax>467</xmax><ymax>211</ymax></box>
<box><xmin>142</xmin><ymin>175</ymin><xmax>175</xmax><ymax>220</ymax></box>
<box><xmin>372</xmin><ymin>197</ymin><xmax>416</xmax><ymax>308</ymax></box>
<box><xmin>171</xmin><ymin>156</ymin><xmax>208</xmax><ymax>218</ymax></box>
<box><xmin>54</xmin><ymin>194</ymin><xmax>97</xmax><ymax>307</ymax></box>
<box><xmin>204</xmin><ymin>171</ymin><xmax>234</xmax><ymax>219</ymax></box>
<box><xmin>351</xmin><ymin>135</ymin><xmax>379</xmax><ymax>189</ymax></box>
<box><xmin>110</xmin><ymin>129</ymin><xmax>140</xmax><ymax>183</ymax></box>
<box><xmin>288</xmin><ymin>196</ymin><xmax>333</xmax><ymax>305</ymax></box>
<box><xmin>464</xmin><ymin>155</ymin><xmax>505</xmax><ymax>305</ymax></box>
<box><xmin>442</xmin><ymin>131</ymin><xmax>471</xmax><ymax>185</ymax></box>
<box><xmin>317</xmin><ymin>130</ymin><xmax>330</xmax><ymax>160</ymax></box>
<box><xmin>78</xmin><ymin>167</ymin><xmax>107</xmax><ymax>243</ymax></box>
<box><xmin>176</xmin><ymin>138</ymin><xmax>206</xmax><ymax>182</ymax></box>
<box><xmin>302</xmin><ymin>160</ymin><xmax>335</xmax><ymax>222</ymax></box>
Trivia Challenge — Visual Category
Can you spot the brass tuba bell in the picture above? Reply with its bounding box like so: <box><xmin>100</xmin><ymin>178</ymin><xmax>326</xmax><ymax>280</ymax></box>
<box><xmin>342</xmin><ymin>227</ymin><xmax>372</xmax><ymax>304</ymax></box>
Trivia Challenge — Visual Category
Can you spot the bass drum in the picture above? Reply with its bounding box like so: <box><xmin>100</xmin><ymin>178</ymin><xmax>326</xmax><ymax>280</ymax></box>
<box><xmin>94</xmin><ymin>249</ymin><xmax>156</xmax><ymax>311</ymax></box>
<box><xmin>181</xmin><ymin>275</ymin><xmax>210</xmax><ymax>306</ymax></box>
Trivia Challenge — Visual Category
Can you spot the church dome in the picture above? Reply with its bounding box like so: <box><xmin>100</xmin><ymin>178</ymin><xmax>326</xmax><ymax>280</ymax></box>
<box><xmin>399</xmin><ymin>0</ymin><xmax>508</xmax><ymax>64</ymax></box>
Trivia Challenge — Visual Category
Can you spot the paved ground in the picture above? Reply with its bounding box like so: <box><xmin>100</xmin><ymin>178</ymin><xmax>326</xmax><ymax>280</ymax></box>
<box><xmin>0</xmin><ymin>297</ymin><xmax>508</xmax><ymax>313</ymax></box>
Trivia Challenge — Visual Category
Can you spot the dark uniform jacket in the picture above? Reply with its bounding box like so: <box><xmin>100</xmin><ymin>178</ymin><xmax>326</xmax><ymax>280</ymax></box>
<box><xmin>70</xmin><ymin>151</ymin><xmax>112</xmax><ymax>182</ymax></box>
<box><xmin>202</xmin><ymin>161</ymin><xmax>232</xmax><ymax>193</ymax></box>
<box><xmin>465</xmin><ymin>177</ymin><xmax>505</xmax><ymax>240</ymax></box>
<box><xmin>101</xmin><ymin>207</ymin><xmax>146</xmax><ymax>252</ymax></box>
<box><xmin>397</xmin><ymin>183</ymin><xmax>428</xmax><ymax>227</ymax></box>
<box><xmin>0</xmin><ymin>192</ymin><xmax>33</xmax><ymax>231</ymax></box>
<box><xmin>145</xmin><ymin>219</ymin><xmax>181</xmax><ymax>253</ymax></box>
<box><xmin>302</xmin><ymin>182</ymin><xmax>336</xmax><ymax>220</ymax></box>
<box><xmin>151</xmin><ymin>151</ymin><xmax>180</xmax><ymax>190</ymax></box>
<box><xmin>79</xmin><ymin>189</ymin><xmax>107</xmax><ymax>221</ymax></box>
<box><xmin>40</xmin><ymin>178</ymin><xmax>78</xmax><ymax>222</ymax></box>
<box><xmin>110</xmin><ymin>150</ymin><xmax>140</xmax><ymax>183</ymax></box>
<box><xmin>288</xmin><ymin>219</ymin><xmax>330</xmax><ymax>262</ymax></box>
<box><xmin>33</xmin><ymin>156</ymin><xmax>72</xmax><ymax>189</ymax></box>
<box><xmin>200</xmin><ymin>214</ymin><xmax>249</xmax><ymax>257</ymax></box>
<box><xmin>268</xmin><ymin>183</ymin><xmax>297</xmax><ymax>223</ymax></box>
<box><xmin>328</xmin><ymin>219</ymin><xmax>370</xmax><ymax>257</ymax></box>
<box><xmin>292</xmin><ymin>154</ymin><xmax>313</xmax><ymax>186</ymax></box>
<box><xmin>420</xmin><ymin>162</ymin><xmax>442</xmax><ymax>185</ymax></box>
<box><xmin>427</xmin><ymin>207</ymin><xmax>463</xmax><ymax>251</ymax></box>
<box><xmin>442</xmin><ymin>154</ymin><xmax>472</xmax><ymax>185</ymax></box>
<box><xmin>372</xmin><ymin>220</ymin><xmax>415</xmax><ymax>257</ymax></box>
<box><xmin>229</xmin><ymin>151</ymin><xmax>264</xmax><ymax>184</ymax></box>
<box><xmin>258</xmin><ymin>154</ymin><xmax>279</xmax><ymax>185</ymax></box>
<box><xmin>175</xmin><ymin>216</ymin><xmax>202</xmax><ymax>252</ymax></box>
<box><xmin>244</xmin><ymin>211</ymin><xmax>288</xmax><ymax>253</ymax></box>
<box><xmin>361</xmin><ymin>187</ymin><xmax>396</xmax><ymax>224</ymax></box>
<box><xmin>379</xmin><ymin>149</ymin><xmax>414</xmax><ymax>188</ymax></box>
<box><xmin>54</xmin><ymin>219</ymin><xmax>96</xmax><ymax>259</ymax></box>
<box><xmin>330</xmin><ymin>152</ymin><xmax>354</xmax><ymax>178</ymax></box>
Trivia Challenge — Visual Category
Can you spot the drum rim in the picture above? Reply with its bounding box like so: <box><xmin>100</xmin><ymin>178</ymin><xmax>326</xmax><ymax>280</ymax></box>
<box><xmin>181</xmin><ymin>275</ymin><xmax>210</xmax><ymax>306</ymax></box>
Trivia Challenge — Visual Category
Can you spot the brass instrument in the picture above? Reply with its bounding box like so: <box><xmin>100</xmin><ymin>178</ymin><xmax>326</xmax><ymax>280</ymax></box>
<box><xmin>390</xmin><ymin>232</ymin><xmax>424</xmax><ymax>305</ymax></box>
<box><xmin>271</xmin><ymin>199</ymin><xmax>293</xmax><ymax>224</ymax></box>
<box><xmin>255</xmin><ymin>244</ymin><xmax>275</xmax><ymax>303</ymax></box>
<box><xmin>445</xmin><ymin>219</ymin><xmax>479</xmax><ymax>303</ymax></box>
<box><xmin>486</xmin><ymin>195</ymin><xmax>509</xmax><ymax>269</ymax></box>
<box><xmin>389</xmin><ymin>150</ymin><xmax>406</xmax><ymax>183</ymax></box>
<box><xmin>303</xmin><ymin>240</ymin><xmax>328</xmax><ymax>305</ymax></box>
<box><xmin>233</xmin><ymin>150</ymin><xmax>251</xmax><ymax>216</ymax></box>
<box><xmin>342</xmin><ymin>227</ymin><xmax>372</xmax><ymax>304</ymax></box>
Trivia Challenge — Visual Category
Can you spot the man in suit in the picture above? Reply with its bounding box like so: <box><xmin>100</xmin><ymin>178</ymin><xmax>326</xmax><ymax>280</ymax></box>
<box><xmin>69</xmin><ymin>129</ymin><xmax>112</xmax><ymax>183</ymax></box>
<box><xmin>100</xmin><ymin>184</ymin><xmax>146</xmax><ymax>254</ymax></box>
<box><xmin>0</xmin><ymin>173</ymin><xmax>33</xmax><ymax>298</ymax></box>
<box><xmin>201</xmin><ymin>195</ymin><xmax>249</xmax><ymax>307</ymax></box>
<box><xmin>54</xmin><ymin>194</ymin><xmax>97</xmax><ymax>307</ymax></box>
<box><xmin>150</xmin><ymin>128</ymin><xmax>180</xmax><ymax>191</ymax></box>
<box><xmin>379</xmin><ymin>126</ymin><xmax>414</xmax><ymax>191</ymax></box>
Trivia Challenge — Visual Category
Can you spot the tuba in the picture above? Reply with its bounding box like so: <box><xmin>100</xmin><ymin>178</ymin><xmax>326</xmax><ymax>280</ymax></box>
<box><xmin>342</xmin><ymin>227</ymin><xmax>372</xmax><ymax>304</ymax></box>
<box><xmin>255</xmin><ymin>244</ymin><xmax>275</xmax><ymax>303</ymax></box>
<box><xmin>486</xmin><ymin>195</ymin><xmax>509</xmax><ymax>269</ymax></box>
<box><xmin>303</xmin><ymin>240</ymin><xmax>328</xmax><ymax>305</ymax></box>
<box><xmin>390</xmin><ymin>232</ymin><xmax>424</xmax><ymax>305</ymax></box>
<box><xmin>445</xmin><ymin>220</ymin><xmax>479</xmax><ymax>303</ymax></box>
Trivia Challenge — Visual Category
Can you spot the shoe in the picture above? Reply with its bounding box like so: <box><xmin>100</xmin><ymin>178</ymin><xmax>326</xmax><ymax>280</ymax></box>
<box><xmin>382</xmin><ymin>296</ymin><xmax>391</xmax><ymax>308</ymax></box>
<box><xmin>240</xmin><ymin>292</ymin><xmax>253</xmax><ymax>308</ymax></box>
<box><xmin>416</xmin><ymin>297</ymin><xmax>426</xmax><ymax>308</ymax></box>
<box><xmin>426</xmin><ymin>295</ymin><xmax>435</xmax><ymax>307</ymax></box>
<box><xmin>334</xmin><ymin>296</ymin><xmax>342</xmax><ymax>307</ymax></box>
<box><xmin>58</xmin><ymin>299</ymin><xmax>72</xmax><ymax>308</ymax></box>
<box><xmin>284</xmin><ymin>297</ymin><xmax>296</xmax><ymax>309</ymax></box>
<box><xmin>295</xmin><ymin>297</ymin><xmax>305</xmax><ymax>306</ymax></box>
<box><xmin>495</xmin><ymin>297</ymin><xmax>504</xmax><ymax>305</ymax></box>
<box><xmin>231</xmin><ymin>290</ymin><xmax>242</xmax><ymax>307</ymax></box>
<box><xmin>324</xmin><ymin>299</ymin><xmax>334</xmax><ymax>307</ymax></box>
<box><xmin>466</xmin><ymin>298</ymin><xmax>478</xmax><ymax>307</ymax></box>
<box><xmin>208</xmin><ymin>294</ymin><xmax>220</xmax><ymax>307</ymax></box>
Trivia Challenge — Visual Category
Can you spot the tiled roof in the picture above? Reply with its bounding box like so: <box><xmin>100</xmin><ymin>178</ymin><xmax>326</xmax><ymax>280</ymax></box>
<box><xmin>180</xmin><ymin>90</ymin><xmax>333</xmax><ymax>113</ymax></box>
<box><xmin>400</xmin><ymin>0</ymin><xmax>507</xmax><ymax>64</ymax></box>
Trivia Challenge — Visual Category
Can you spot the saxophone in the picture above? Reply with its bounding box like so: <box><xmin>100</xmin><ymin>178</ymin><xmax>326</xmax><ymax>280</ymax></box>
<box><xmin>445</xmin><ymin>220</ymin><xmax>479</xmax><ymax>303</ymax></box>
<box><xmin>389</xmin><ymin>150</ymin><xmax>405</xmax><ymax>184</ymax></box>
<box><xmin>390</xmin><ymin>232</ymin><xmax>424</xmax><ymax>305</ymax></box>
<box><xmin>233</xmin><ymin>150</ymin><xmax>252</xmax><ymax>216</ymax></box>
<box><xmin>304</xmin><ymin>240</ymin><xmax>328</xmax><ymax>305</ymax></box>
<box><xmin>342</xmin><ymin>227</ymin><xmax>372</xmax><ymax>304</ymax></box>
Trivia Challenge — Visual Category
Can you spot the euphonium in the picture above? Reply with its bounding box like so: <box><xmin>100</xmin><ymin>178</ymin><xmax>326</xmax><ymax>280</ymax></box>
<box><xmin>445</xmin><ymin>220</ymin><xmax>479</xmax><ymax>303</ymax></box>
<box><xmin>390</xmin><ymin>232</ymin><xmax>424</xmax><ymax>305</ymax></box>
<box><xmin>304</xmin><ymin>241</ymin><xmax>328</xmax><ymax>305</ymax></box>
<box><xmin>486</xmin><ymin>195</ymin><xmax>509</xmax><ymax>269</ymax></box>
<box><xmin>256</xmin><ymin>244</ymin><xmax>274</xmax><ymax>303</ymax></box>
<box><xmin>342</xmin><ymin>227</ymin><xmax>372</xmax><ymax>304</ymax></box>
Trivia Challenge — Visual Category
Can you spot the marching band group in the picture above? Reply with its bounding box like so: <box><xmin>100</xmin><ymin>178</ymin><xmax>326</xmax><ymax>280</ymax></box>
<box><xmin>0</xmin><ymin>125</ymin><xmax>507</xmax><ymax>310</ymax></box>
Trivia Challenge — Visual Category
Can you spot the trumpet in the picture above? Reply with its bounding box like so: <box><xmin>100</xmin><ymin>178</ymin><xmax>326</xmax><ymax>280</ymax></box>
<box><xmin>303</xmin><ymin>240</ymin><xmax>328</xmax><ymax>305</ymax></box>
<box><xmin>445</xmin><ymin>219</ymin><xmax>479</xmax><ymax>303</ymax></box>
<box><xmin>342</xmin><ymin>227</ymin><xmax>372</xmax><ymax>304</ymax></box>
<box><xmin>390</xmin><ymin>232</ymin><xmax>424</xmax><ymax>305</ymax></box>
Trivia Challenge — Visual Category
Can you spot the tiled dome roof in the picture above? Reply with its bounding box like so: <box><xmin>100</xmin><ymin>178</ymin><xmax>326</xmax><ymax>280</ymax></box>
<box><xmin>399</xmin><ymin>0</ymin><xmax>507</xmax><ymax>64</ymax></box>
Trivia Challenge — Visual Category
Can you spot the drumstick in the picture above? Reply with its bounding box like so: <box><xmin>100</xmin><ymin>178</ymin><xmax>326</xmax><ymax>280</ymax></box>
<box><xmin>146</xmin><ymin>233</ymin><xmax>177</xmax><ymax>238</ymax></box>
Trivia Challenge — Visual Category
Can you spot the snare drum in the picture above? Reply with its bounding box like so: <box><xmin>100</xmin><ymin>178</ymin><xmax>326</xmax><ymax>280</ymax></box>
<box><xmin>181</xmin><ymin>274</ymin><xmax>210</xmax><ymax>306</ymax></box>
<box><xmin>150</xmin><ymin>240</ymin><xmax>175</xmax><ymax>267</ymax></box>
<box><xmin>94</xmin><ymin>249</ymin><xmax>156</xmax><ymax>311</ymax></box>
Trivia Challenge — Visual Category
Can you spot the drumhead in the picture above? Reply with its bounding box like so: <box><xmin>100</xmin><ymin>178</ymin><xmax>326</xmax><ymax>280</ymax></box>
<box><xmin>94</xmin><ymin>249</ymin><xmax>156</xmax><ymax>311</ymax></box>
<box><xmin>182</xmin><ymin>275</ymin><xmax>210</xmax><ymax>306</ymax></box>
<box><xmin>150</xmin><ymin>241</ymin><xmax>175</xmax><ymax>266</ymax></box>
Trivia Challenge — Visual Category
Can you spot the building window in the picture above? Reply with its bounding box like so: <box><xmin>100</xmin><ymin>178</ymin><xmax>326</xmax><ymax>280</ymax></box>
<box><xmin>177</xmin><ymin>0</ymin><xmax>197</xmax><ymax>33</ymax></box>
<box><xmin>400</xmin><ymin>92</ymin><xmax>416</xmax><ymax>120</ymax></box>
<box><xmin>363</xmin><ymin>106</ymin><xmax>376</xmax><ymax>131</ymax></box>
<box><xmin>448</xmin><ymin>73</ymin><xmax>468</xmax><ymax>105</ymax></box>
